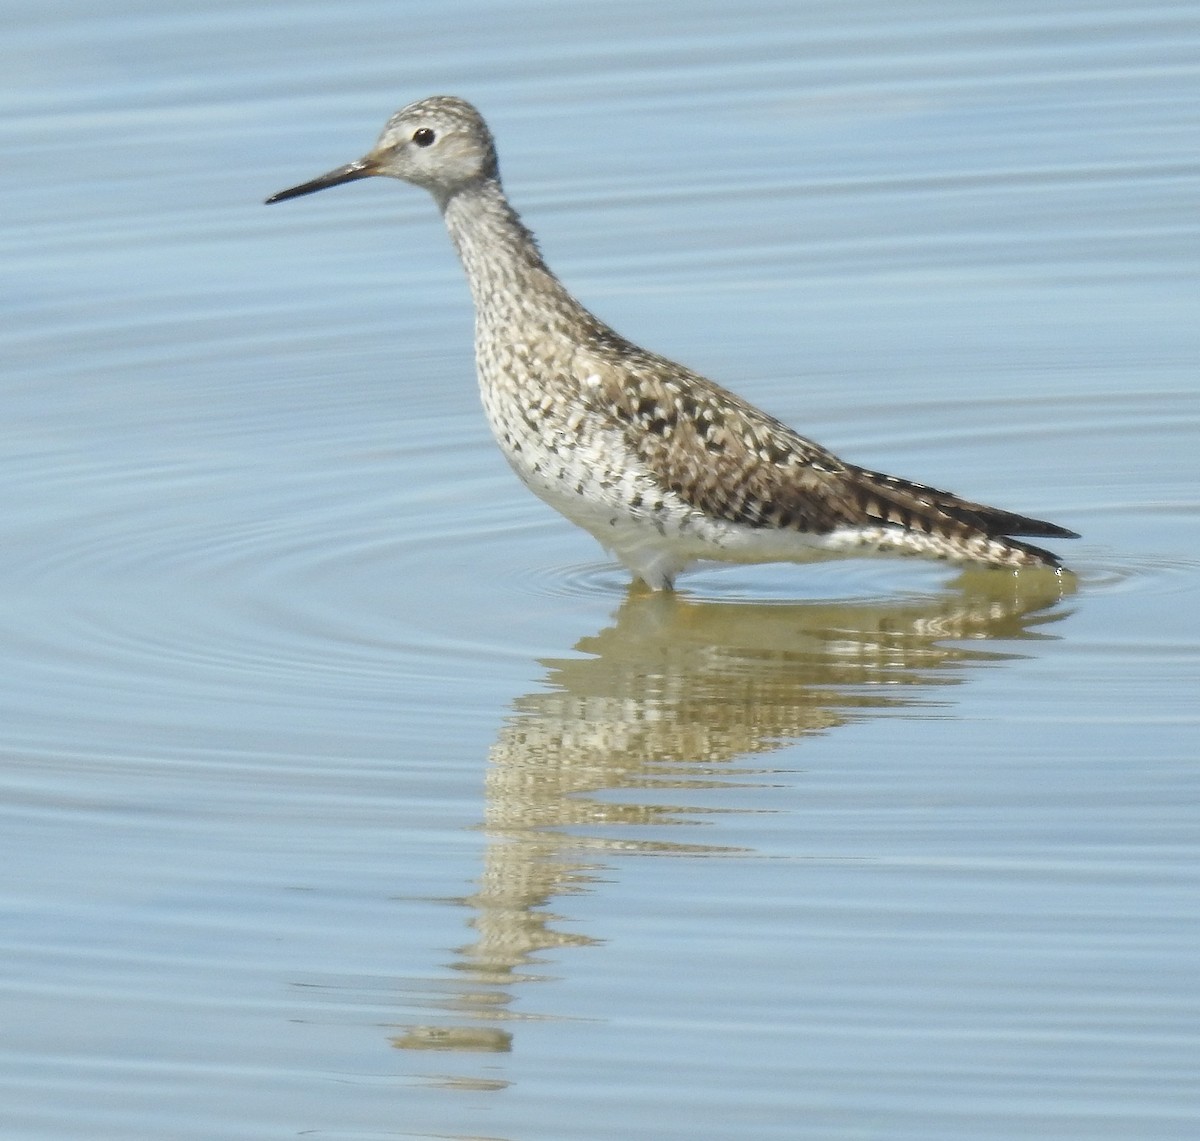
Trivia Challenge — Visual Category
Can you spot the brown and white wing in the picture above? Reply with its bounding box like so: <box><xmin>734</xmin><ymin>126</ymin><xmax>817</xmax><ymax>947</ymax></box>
<box><xmin>590</xmin><ymin>352</ymin><xmax>1077</xmax><ymax>566</ymax></box>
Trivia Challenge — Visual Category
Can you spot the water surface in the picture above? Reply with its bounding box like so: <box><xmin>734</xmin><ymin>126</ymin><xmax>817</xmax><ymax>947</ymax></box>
<box><xmin>2</xmin><ymin>2</ymin><xmax>1198</xmax><ymax>1139</ymax></box>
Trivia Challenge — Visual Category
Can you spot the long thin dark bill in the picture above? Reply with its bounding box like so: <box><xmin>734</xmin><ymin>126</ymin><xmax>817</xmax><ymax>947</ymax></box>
<box><xmin>265</xmin><ymin>160</ymin><xmax>375</xmax><ymax>204</ymax></box>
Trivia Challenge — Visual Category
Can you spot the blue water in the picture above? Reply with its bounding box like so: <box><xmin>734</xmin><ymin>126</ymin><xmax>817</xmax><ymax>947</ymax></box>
<box><xmin>2</xmin><ymin>2</ymin><xmax>1198</xmax><ymax>1139</ymax></box>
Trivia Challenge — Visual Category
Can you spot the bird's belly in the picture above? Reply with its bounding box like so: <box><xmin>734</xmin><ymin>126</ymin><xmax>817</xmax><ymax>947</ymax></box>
<box><xmin>480</xmin><ymin>392</ymin><xmax>853</xmax><ymax>586</ymax></box>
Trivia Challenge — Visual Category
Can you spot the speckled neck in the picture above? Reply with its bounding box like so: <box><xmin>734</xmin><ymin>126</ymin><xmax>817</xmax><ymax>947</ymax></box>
<box><xmin>440</xmin><ymin>179</ymin><xmax>583</xmax><ymax>341</ymax></box>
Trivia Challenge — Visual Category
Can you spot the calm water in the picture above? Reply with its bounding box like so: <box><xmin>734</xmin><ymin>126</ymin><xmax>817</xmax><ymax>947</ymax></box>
<box><xmin>3</xmin><ymin>2</ymin><xmax>1199</xmax><ymax>1139</ymax></box>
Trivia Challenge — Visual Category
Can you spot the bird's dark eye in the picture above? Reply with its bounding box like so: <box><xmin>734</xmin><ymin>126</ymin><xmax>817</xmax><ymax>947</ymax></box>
<box><xmin>413</xmin><ymin>127</ymin><xmax>436</xmax><ymax>147</ymax></box>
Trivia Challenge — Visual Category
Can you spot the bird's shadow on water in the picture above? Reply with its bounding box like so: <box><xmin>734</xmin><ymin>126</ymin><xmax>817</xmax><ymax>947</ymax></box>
<box><xmin>386</xmin><ymin>567</ymin><xmax>1076</xmax><ymax>1078</ymax></box>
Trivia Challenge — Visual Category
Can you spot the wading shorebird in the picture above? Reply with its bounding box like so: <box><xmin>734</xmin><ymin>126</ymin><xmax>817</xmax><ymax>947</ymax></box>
<box><xmin>267</xmin><ymin>96</ymin><xmax>1077</xmax><ymax>590</ymax></box>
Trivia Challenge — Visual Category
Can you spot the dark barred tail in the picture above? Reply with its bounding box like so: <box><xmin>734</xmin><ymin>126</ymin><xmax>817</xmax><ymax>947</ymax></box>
<box><xmin>848</xmin><ymin>466</ymin><xmax>1079</xmax><ymax>568</ymax></box>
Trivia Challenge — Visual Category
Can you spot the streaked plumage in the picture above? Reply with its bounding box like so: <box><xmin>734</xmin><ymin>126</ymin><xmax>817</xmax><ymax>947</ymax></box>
<box><xmin>267</xmin><ymin>96</ymin><xmax>1077</xmax><ymax>590</ymax></box>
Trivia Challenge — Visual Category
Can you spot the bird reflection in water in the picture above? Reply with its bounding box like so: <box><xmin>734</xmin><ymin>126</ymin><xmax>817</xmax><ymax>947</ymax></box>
<box><xmin>390</xmin><ymin>570</ymin><xmax>1074</xmax><ymax>1073</ymax></box>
